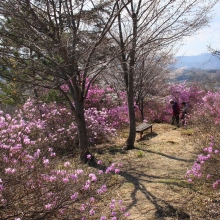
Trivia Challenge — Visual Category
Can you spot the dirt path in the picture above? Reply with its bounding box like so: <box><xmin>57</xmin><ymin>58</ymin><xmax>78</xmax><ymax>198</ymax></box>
<box><xmin>111</xmin><ymin>123</ymin><xmax>218</xmax><ymax>220</ymax></box>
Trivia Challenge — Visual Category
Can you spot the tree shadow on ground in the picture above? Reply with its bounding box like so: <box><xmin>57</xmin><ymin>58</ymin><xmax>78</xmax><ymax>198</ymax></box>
<box><xmin>139</xmin><ymin>148</ymin><xmax>194</xmax><ymax>163</ymax></box>
<box><xmin>93</xmin><ymin>141</ymin><xmax>194</xmax><ymax>162</ymax></box>
<box><xmin>91</xmin><ymin>144</ymin><xmax>128</xmax><ymax>155</ymax></box>
<box><xmin>137</xmin><ymin>131</ymin><xmax>158</xmax><ymax>142</ymax></box>
<box><xmin>91</xmin><ymin>160</ymin><xmax>192</xmax><ymax>220</ymax></box>
<box><xmin>118</xmin><ymin>168</ymin><xmax>191</xmax><ymax>220</ymax></box>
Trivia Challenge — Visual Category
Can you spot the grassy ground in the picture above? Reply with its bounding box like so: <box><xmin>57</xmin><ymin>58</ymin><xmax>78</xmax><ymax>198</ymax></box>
<box><xmin>93</xmin><ymin>123</ymin><xmax>220</xmax><ymax>220</ymax></box>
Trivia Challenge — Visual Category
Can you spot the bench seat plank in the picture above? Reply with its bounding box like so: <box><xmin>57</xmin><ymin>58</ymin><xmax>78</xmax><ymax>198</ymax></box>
<box><xmin>136</xmin><ymin>122</ymin><xmax>153</xmax><ymax>139</ymax></box>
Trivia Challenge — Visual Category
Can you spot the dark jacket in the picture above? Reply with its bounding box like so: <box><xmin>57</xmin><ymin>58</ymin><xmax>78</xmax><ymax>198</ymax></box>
<box><xmin>172</xmin><ymin>102</ymin><xmax>180</xmax><ymax>115</ymax></box>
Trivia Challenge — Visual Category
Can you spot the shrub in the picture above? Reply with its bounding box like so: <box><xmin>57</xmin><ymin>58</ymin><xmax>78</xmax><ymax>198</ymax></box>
<box><xmin>0</xmin><ymin>109</ymin><xmax>129</xmax><ymax>219</ymax></box>
<box><xmin>141</xmin><ymin>82</ymin><xmax>205</xmax><ymax>123</ymax></box>
<box><xmin>19</xmin><ymin>96</ymin><xmax>128</xmax><ymax>150</ymax></box>
<box><xmin>186</xmin><ymin>91</ymin><xmax>220</xmax><ymax>188</ymax></box>
<box><xmin>185</xmin><ymin>136</ymin><xmax>220</xmax><ymax>189</ymax></box>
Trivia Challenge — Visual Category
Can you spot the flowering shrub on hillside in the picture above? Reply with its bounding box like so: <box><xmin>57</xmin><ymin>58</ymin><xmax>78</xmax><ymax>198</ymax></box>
<box><xmin>0</xmin><ymin>109</ymin><xmax>129</xmax><ymax>219</ymax></box>
<box><xmin>142</xmin><ymin>82</ymin><xmax>205</xmax><ymax>123</ymax></box>
<box><xmin>19</xmin><ymin>93</ymin><xmax>128</xmax><ymax>149</ymax></box>
<box><xmin>193</xmin><ymin>91</ymin><xmax>220</xmax><ymax>125</ymax></box>
<box><xmin>85</xmin><ymin>85</ymin><xmax>121</xmax><ymax>110</ymax></box>
<box><xmin>169</xmin><ymin>82</ymin><xmax>205</xmax><ymax>105</ymax></box>
<box><xmin>186</xmin><ymin>91</ymin><xmax>220</xmax><ymax>188</ymax></box>
<box><xmin>61</xmin><ymin>82</ymin><xmax>129</xmax><ymax>144</ymax></box>
<box><xmin>186</xmin><ymin>136</ymin><xmax>220</xmax><ymax>189</ymax></box>
<box><xmin>142</xmin><ymin>100</ymin><xmax>171</xmax><ymax>123</ymax></box>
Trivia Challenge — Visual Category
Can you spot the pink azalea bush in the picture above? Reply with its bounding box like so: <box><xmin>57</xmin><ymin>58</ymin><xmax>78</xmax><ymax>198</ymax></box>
<box><xmin>142</xmin><ymin>82</ymin><xmax>205</xmax><ymax>123</ymax></box>
<box><xmin>85</xmin><ymin>85</ymin><xmax>119</xmax><ymax>110</ymax></box>
<box><xmin>85</xmin><ymin>84</ymin><xmax>129</xmax><ymax>128</ymax></box>
<box><xmin>141</xmin><ymin>100</ymin><xmax>171</xmax><ymax>123</ymax></box>
<box><xmin>0</xmin><ymin>80</ymin><xmax>132</xmax><ymax>219</ymax></box>
<box><xmin>0</xmin><ymin>107</ymin><xmax>130</xmax><ymax>219</ymax></box>
<box><xmin>185</xmin><ymin>90</ymin><xmax>220</xmax><ymax>188</ymax></box>
<box><xmin>84</xmin><ymin>85</ymin><xmax>129</xmax><ymax>144</ymax></box>
<box><xmin>60</xmin><ymin>82</ymin><xmax>129</xmax><ymax>145</ymax></box>
<box><xmin>193</xmin><ymin>91</ymin><xmax>220</xmax><ymax>125</ymax></box>
<box><xmin>168</xmin><ymin>82</ymin><xmax>205</xmax><ymax>106</ymax></box>
<box><xmin>185</xmin><ymin>135</ymin><xmax>220</xmax><ymax>189</ymax></box>
<box><xmin>166</xmin><ymin>82</ymin><xmax>205</xmax><ymax>118</ymax></box>
<box><xmin>19</xmin><ymin>86</ymin><xmax>129</xmax><ymax>149</ymax></box>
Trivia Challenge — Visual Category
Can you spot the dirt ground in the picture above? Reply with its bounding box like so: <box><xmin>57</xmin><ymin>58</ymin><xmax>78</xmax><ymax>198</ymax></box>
<box><xmin>105</xmin><ymin>123</ymin><xmax>220</xmax><ymax>220</ymax></box>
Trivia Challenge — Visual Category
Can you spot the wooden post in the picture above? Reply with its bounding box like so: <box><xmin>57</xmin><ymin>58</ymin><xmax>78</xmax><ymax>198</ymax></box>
<box><xmin>140</xmin><ymin>131</ymin><xmax>143</xmax><ymax>139</ymax></box>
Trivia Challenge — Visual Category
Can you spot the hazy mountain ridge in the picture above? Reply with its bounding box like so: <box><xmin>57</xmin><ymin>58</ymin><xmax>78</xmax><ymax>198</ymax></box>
<box><xmin>173</xmin><ymin>53</ymin><xmax>220</xmax><ymax>70</ymax></box>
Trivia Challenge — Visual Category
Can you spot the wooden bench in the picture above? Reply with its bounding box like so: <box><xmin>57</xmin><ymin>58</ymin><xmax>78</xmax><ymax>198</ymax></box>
<box><xmin>136</xmin><ymin>122</ymin><xmax>153</xmax><ymax>139</ymax></box>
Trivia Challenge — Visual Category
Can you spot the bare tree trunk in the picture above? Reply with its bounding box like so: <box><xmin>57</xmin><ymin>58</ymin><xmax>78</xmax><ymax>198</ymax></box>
<box><xmin>125</xmin><ymin>12</ymin><xmax>138</xmax><ymax>149</ymax></box>
<box><xmin>141</xmin><ymin>98</ymin><xmax>144</xmax><ymax>121</ymax></box>
<box><xmin>59</xmin><ymin>86</ymin><xmax>94</xmax><ymax>163</ymax></box>
<box><xmin>126</xmin><ymin>86</ymin><xmax>136</xmax><ymax>149</ymax></box>
<box><xmin>74</xmin><ymin>99</ymin><xmax>91</xmax><ymax>162</ymax></box>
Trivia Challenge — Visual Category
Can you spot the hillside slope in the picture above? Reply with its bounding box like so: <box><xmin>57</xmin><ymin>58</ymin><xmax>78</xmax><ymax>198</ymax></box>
<box><xmin>103</xmin><ymin>123</ymin><xmax>220</xmax><ymax>220</ymax></box>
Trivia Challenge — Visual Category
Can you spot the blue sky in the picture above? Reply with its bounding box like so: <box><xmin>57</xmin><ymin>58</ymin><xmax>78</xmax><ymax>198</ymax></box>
<box><xmin>176</xmin><ymin>2</ymin><xmax>220</xmax><ymax>56</ymax></box>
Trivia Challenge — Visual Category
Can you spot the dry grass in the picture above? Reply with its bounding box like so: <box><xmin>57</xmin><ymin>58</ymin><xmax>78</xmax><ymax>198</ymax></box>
<box><xmin>93</xmin><ymin>123</ymin><xmax>220</xmax><ymax>220</ymax></box>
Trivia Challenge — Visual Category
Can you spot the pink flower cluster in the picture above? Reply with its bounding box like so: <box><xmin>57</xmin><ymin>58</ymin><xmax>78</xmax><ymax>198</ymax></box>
<box><xmin>193</xmin><ymin>91</ymin><xmax>220</xmax><ymax>125</ymax></box>
<box><xmin>10</xmin><ymin>94</ymin><xmax>128</xmax><ymax>151</ymax></box>
<box><xmin>0</xmin><ymin>100</ymin><xmax>129</xmax><ymax>219</ymax></box>
<box><xmin>141</xmin><ymin>82</ymin><xmax>205</xmax><ymax>123</ymax></box>
<box><xmin>186</xmin><ymin>136</ymin><xmax>220</xmax><ymax>188</ymax></box>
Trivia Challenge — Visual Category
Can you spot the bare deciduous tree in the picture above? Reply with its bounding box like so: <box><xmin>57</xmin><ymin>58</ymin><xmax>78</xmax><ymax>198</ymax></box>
<box><xmin>107</xmin><ymin>0</ymin><xmax>219</xmax><ymax>149</ymax></box>
<box><xmin>0</xmin><ymin>0</ymin><xmax>123</xmax><ymax>161</ymax></box>
<box><xmin>134</xmin><ymin>50</ymin><xmax>175</xmax><ymax>121</ymax></box>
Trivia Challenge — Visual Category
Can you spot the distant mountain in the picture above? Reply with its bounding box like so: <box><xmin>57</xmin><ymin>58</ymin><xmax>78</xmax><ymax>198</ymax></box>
<box><xmin>173</xmin><ymin>53</ymin><xmax>220</xmax><ymax>70</ymax></box>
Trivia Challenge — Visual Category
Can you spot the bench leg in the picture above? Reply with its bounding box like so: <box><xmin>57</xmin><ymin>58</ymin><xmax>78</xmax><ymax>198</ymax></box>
<box><xmin>140</xmin><ymin>132</ymin><xmax>143</xmax><ymax>139</ymax></box>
